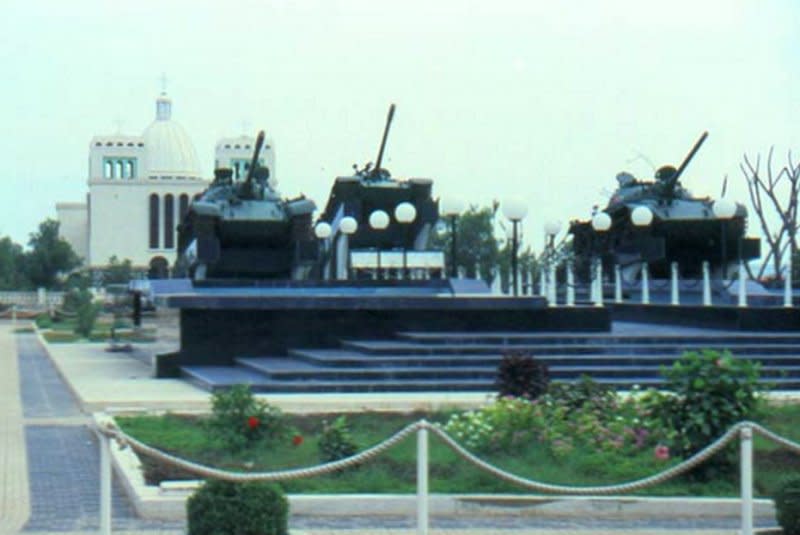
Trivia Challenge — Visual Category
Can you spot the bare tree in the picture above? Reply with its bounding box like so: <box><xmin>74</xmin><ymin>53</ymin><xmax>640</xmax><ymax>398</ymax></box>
<box><xmin>740</xmin><ymin>147</ymin><xmax>800</xmax><ymax>280</ymax></box>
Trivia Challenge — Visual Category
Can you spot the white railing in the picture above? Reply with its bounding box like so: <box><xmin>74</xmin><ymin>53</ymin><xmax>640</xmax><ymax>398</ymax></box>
<box><xmin>94</xmin><ymin>418</ymin><xmax>799</xmax><ymax>535</ymax></box>
<box><xmin>0</xmin><ymin>290</ymin><xmax>64</xmax><ymax>307</ymax></box>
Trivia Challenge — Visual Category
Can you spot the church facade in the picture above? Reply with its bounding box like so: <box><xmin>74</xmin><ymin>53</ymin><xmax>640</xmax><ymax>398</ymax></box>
<box><xmin>57</xmin><ymin>93</ymin><xmax>273</xmax><ymax>277</ymax></box>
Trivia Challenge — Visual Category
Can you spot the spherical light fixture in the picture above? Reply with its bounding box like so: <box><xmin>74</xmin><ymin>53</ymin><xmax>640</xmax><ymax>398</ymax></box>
<box><xmin>339</xmin><ymin>216</ymin><xmax>358</xmax><ymax>235</ymax></box>
<box><xmin>712</xmin><ymin>199</ymin><xmax>736</xmax><ymax>219</ymax></box>
<box><xmin>394</xmin><ymin>202</ymin><xmax>417</xmax><ymax>224</ymax></box>
<box><xmin>630</xmin><ymin>206</ymin><xmax>653</xmax><ymax>227</ymax></box>
<box><xmin>440</xmin><ymin>198</ymin><xmax>464</xmax><ymax>217</ymax></box>
<box><xmin>591</xmin><ymin>212</ymin><xmax>612</xmax><ymax>232</ymax></box>
<box><xmin>314</xmin><ymin>222</ymin><xmax>332</xmax><ymax>239</ymax></box>
<box><xmin>544</xmin><ymin>220</ymin><xmax>562</xmax><ymax>237</ymax></box>
<box><xmin>502</xmin><ymin>200</ymin><xmax>528</xmax><ymax>222</ymax></box>
<box><xmin>369</xmin><ymin>210</ymin><xmax>390</xmax><ymax>230</ymax></box>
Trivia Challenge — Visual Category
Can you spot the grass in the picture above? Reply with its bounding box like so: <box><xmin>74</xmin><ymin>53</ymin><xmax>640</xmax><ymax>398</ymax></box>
<box><xmin>38</xmin><ymin>314</ymin><xmax>156</xmax><ymax>343</ymax></box>
<box><xmin>116</xmin><ymin>403</ymin><xmax>800</xmax><ymax>497</ymax></box>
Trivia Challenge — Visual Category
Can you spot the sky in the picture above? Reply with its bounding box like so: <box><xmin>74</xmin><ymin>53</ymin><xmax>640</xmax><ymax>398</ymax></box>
<box><xmin>1</xmin><ymin>0</ymin><xmax>798</xmax><ymax>252</ymax></box>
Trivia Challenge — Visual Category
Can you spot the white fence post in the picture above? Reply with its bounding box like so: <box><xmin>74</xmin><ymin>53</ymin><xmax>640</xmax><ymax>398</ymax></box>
<box><xmin>738</xmin><ymin>260</ymin><xmax>747</xmax><ymax>307</ymax></box>
<box><xmin>740</xmin><ymin>424</ymin><xmax>753</xmax><ymax>535</ymax></box>
<box><xmin>785</xmin><ymin>259</ymin><xmax>794</xmax><ymax>308</ymax></box>
<box><xmin>417</xmin><ymin>423</ymin><xmax>429</xmax><ymax>535</ymax></box>
<box><xmin>547</xmin><ymin>263</ymin><xmax>557</xmax><ymax>306</ymax></box>
<box><xmin>566</xmin><ymin>262</ymin><xmax>575</xmax><ymax>306</ymax></box>
<box><xmin>614</xmin><ymin>264</ymin><xmax>622</xmax><ymax>304</ymax></box>
<box><xmin>641</xmin><ymin>262</ymin><xmax>650</xmax><ymax>305</ymax></box>
<box><xmin>670</xmin><ymin>261</ymin><xmax>679</xmax><ymax>306</ymax></box>
<box><xmin>702</xmin><ymin>261</ymin><xmax>711</xmax><ymax>306</ymax></box>
<box><xmin>98</xmin><ymin>427</ymin><xmax>112</xmax><ymax>535</ymax></box>
<box><xmin>594</xmin><ymin>260</ymin><xmax>604</xmax><ymax>307</ymax></box>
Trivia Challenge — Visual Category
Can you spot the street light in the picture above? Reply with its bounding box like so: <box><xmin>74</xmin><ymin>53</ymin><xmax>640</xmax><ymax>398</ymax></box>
<box><xmin>369</xmin><ymin>210</ymin><xmax>390</xmax><ymax>279</ymax></box>
<box><xmin>712</xmin><ymin>198</ymin><xmax>736</xmax><ymax>280</ymax></box>
<box><xmin>502</xmin><ymin>200</ymin><xmax>528</xmax><ymax>296</ymax></box>
<box><xmin>440</xmin><ymin>198</ymin><xmax>464</xmax><ymax>278</ymax></box>
<box><xmin>394</xmin><ymin>202</ymin><xmax>417</xmax><ymax>279</ymax></box>
<box><xmin>544</xmin><ymin>221</ymin><xmax>562</xmax><ymax>305</ymax></box>
<box><xmin>631</xmin><ymin>206</ymin><xmax>653</xmax><ymax>304</ymax></box>
<box><xmin>590</xmin><ymin>212</ymin><xmax>612</xmax><ymax>305</ymax></box>
<box><xmin>314</xmin><ymin>222</ymin><xmax>332</xmax><ymax>280</ymax></box>
<box><xmin>339</xmin><ymin>216</ymin><xmax>358</xmax><ymax>280</ymax></box>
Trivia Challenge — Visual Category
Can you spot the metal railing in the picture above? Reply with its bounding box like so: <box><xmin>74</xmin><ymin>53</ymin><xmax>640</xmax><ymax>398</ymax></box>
<box><xmin>94</xmin><ymin>417</ymin><xmax>800</xmax><ymax>535</ymax></box>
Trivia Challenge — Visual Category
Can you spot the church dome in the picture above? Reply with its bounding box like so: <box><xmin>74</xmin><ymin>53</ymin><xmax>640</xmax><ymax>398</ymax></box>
<box><xmin>141</xmin><ymin>94</ymin><xmax>202</xmax><ymax>179</ymax></box>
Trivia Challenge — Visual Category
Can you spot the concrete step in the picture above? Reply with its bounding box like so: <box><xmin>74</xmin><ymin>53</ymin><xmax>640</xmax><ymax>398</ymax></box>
<box><xmin>397</xmin><ymin>331</ymin><xmax>800</xmax><ymax>345</ymax></box>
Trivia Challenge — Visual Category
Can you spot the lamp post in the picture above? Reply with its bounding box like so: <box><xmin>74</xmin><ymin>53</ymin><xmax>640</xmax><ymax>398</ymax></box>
<box><xmin>502</xmin><ymin>200</ymin><xmax>528</xmax><ymax>297</ymax></box>
<box><xmin>394</xmin><ymin>202</ymin><xmax>417</xmax><ymax>279</ymax></box>
<box><xmin>590</xmin><ymin>212</ymin><xmax>612</xmax><ymax>306</ymax></box>
<box><xmin>339</xmin><ymin>216</ymin><xmax>358</xmax><ymax>280</ymax></box>
<box><xmin>314</xmin><ymin>222</ymin><xmax>332</xmax><ymax>280</ymax></box>
<box><xmin>369</xmin><ymin>210</ymin><xmax>390</xmax><ymax>279</ymax></box>
<box><xmin>544</xmin><ymin>221</ymin><xmax>562</xmax><ymax>306</ymax></box>
<box><xmin>440</xmin><ymin>198</ymin><xmax>464</xmax><ymax>279</ymax></box>
<box><xmin>712</xmin><ymin>199</ymin><xmax>736</xmax><ymax>281</ymax></box>
<box><xmin>631</xmin><ymin>206</ymin><xmax>654</xmax><ymax>304</ymax></box>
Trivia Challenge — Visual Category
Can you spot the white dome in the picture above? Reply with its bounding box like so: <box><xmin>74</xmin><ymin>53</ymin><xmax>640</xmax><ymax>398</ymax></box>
<box><xmin>141</xmin><ymin>95</ymin><xmax>202</xmax><ymax>179</ymax></box>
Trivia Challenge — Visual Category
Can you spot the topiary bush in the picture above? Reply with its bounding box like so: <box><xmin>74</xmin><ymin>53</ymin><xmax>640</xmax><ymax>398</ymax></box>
<box><xmin>496</xmin><ymin>351</ymin><xmax>549</xmax><ymax>400</ymax></box>
<box><xmin>775</xmin><ymin>478</ymin><xmax>800</xmax><ymax>535</ymax></box>
<box><xmin>187</xmin><ymin>479</ymin><xmax>288</xmax><ymax>535</ymax></box>
<box><xmin>207</xmin><ymin>385</ymin><xmax>288</xmax><ymax>452</ymax></box>
<box><xmin>318</xmin><ymin>415</ymin><xmax>359</xmax><ymax>463</ymax></box>
<box><xmin>647</xmin><ymin>349</ymin><xmax>762</xmax><ymax>479</ymax></box>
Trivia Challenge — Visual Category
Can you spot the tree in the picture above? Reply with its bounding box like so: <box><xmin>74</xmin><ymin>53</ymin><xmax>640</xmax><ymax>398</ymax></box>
<box><xmin>740</xmin><ymin>148</ymin><xmax>799</xmax><ymax>280</ymax></box>
<box><xmin>24</xmin><ymin>219</ymin><xmax>81</xmax><ymax>289</ymax></box>
<box><xmin>0</xmin><ymin>236</ymin><xmax>29</xmax><ymax>290</ymax></box>
<box><xmin>430</xmin><ymin>204</ymin><xmax>500</xmax><ymax>284</ymax></box>
<box><xmin>103</xmin><ymin>255</ymin><xmax>134</xmax><ymax>285</ymax></box>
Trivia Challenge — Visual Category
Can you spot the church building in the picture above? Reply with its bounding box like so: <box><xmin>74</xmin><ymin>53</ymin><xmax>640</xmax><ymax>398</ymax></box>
<box><xmin>57</xmin><ymin>93</ymin><xmax>272</xmax><ymax>278</ymax></box>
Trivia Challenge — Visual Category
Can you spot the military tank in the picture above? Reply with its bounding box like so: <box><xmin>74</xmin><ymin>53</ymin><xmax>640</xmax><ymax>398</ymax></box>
<box><xmin>175</xmin><ymin>131</ymin><xmax>317</xmax><ymax>281</ymax></box>
<box><xmin>317</xmin><ymin>104</ymin><xmax>438</xmax><ymax>273</ymax></box>
<box><xmin>569</xmin><ymin>132</ymin><xmax>760</xmax><ymax>280</ymax></box>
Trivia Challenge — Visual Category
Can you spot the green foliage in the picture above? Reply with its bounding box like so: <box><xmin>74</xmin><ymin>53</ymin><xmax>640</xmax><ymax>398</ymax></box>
<box><xmin>62</xmin><ymin>287</ymin><xmax>99</xmax><ymax>338</ymax></box>
<box><xmin>102</xmin><ymin>255</ymin><xmax>134</xmax><ymax>284</ymax></box>
<box><xmin>318</xmin><ymin>416</ymin><xmax>358</xmax><ymax>463</ymax></box>
<box><xmin>775</xmin><ymin>478</ymin><xmax>800</xmax><ymax>535</ymax></box>
<box><xmin>546</xmin><ymin>375</ymin><xmax>616</xmax><ymax>411</ymax></box>
<box><xmin>430</xmin><ymin>204</ymin><xmax>500</xmax><ymax>283</ymax></box>
<box><xmin>187</xmin><ymin>479</ymin><xmax>288</xmax><ymax>535</ymax></box>
<box><xmin>34</xmin><ymin>313</ymin><xmax>53</xmax><ymax>329</ymax></box>
<box><xmin>0</xmin><ymin>236</ymin><xmax>29</xmax><ymax>289</ymax></box>
<box><xmin>647</xmin><ymin>350</ymin><xmax>762</xmax><ymax>478</ymax></box>
<box><xmin>495</xmin><ymin>352</ymin><xmax>549</xmax><ymax>400</ymax></box>
<box><xmin>207</xmin><ymin>385</ymin><xmax>287</xmax><ymax>452</ymax></box>
<box><xmin>25</xmin><ymin>219</ymin><xmax>82</xmax><ymax>289</ymax></box>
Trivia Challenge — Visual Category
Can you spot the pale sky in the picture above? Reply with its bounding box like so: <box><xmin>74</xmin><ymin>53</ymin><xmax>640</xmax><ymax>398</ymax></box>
<box><xmin>1</xmin><ymin>0</ymin><xmax>798</xmax><ymax>252</ymax></box>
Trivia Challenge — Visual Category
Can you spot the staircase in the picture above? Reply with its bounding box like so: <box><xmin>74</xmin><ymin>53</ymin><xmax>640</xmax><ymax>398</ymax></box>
<box><xmin>181</xmin><ymin>323</ymin><xmax>800</xmax><ymax>393</ymax></box>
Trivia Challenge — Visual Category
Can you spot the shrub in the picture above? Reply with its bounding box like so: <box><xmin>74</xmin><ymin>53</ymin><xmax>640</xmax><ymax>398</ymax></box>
<box><xmin>187</xmin><ymin>479</ymin><xmax>288</xmax><ymax>535</ymax></box>
<box><xmin>443</xmin><ymin>396</ymin><xmax>540</xmax><ymax>452</ymax></box>
<box><xmin>545</xmin><ymin>375</ymin><xmax>616</xmax><ymax>411</ymax></box>
<box><xmin>775</xmin><ymin>478</ymin><xmax>800</xmax><ymax>535</ymax></box>
<box><xmin>318</xmin><ymin>416</ymin><xmax>358</xmax><ymax>463</ymax></box>
<box><xmin>496</xmin><ymin>351</ymin><xmax>549</xmax><ymax>400</ymax></box>
<box><xmin>207</xmin><ymin>385</ymin><xmax>287</xmax><ymax>452</ymax></box>
<box><xmin>35</xmin><ymin>313</ymin><xmax>52</xmax><ymax>329</ymax></box>
<box><xmin>648</xmin><ymin>349</ymin><xmax>761</xmax><ymax>478</ymax></box>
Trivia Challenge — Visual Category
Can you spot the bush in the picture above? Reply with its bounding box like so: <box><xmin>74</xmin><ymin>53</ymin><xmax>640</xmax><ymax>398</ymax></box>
<box><xmin>443</xmin><ymin>396</ymin><xmax>540</xmax><ymax>452</ymax></box>
<box><xmin>187</xmin><ymin>479</ymin><xmax>288</xmax><ymax>535</ymax></box>
<box><xmin>545</xmin><ymin>375</ymin><xmax>616</xmax><ymax>411</ymax></box>
<box><xmin>496</xmin><ymin>351</ymin><xmax>549</xmax><ymax>400</ymax></box>
<box><xmin>318</xmin><ymin>416</ymin><xmax>358</xmax><ymax>463</ymax></box>
<box><xmin>35</xmin><ymin>313</ymin><xmax>52</xmax><ymax>329</ymax></box>
<box><xmin>207</xmin><ymin>385</ymin><xmax>288</xmax><ymax>452</ymax></box>
<box><xmin>648</xmin><ymin>350</ymin><xmax>762</xmax><ymax>478</ymax></box>
<box><xmin>775</xmin><ymin>478</ymin><xmax>800</xmax><ymax>535</ymax></box>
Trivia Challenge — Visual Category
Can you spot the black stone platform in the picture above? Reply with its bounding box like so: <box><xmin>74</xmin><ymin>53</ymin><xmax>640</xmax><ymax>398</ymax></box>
<box><xmin>180</xmin><ymin>325</ymin><xmax>800</xmax><ymax>393</ymax></box>
<box><xmin>152</xmin><ymin>279</ymin><xmax>611</xmax><ymax>378</ymax></box>
<box><xmin>611</xmin><ymin>303</ymin><xmax>800</xmax><ymax>331</ymax></box>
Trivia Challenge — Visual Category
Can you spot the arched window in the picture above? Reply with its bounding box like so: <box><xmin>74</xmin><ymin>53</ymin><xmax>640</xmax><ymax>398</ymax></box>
<box><xmin>149</xmin><ymin>194</ymin><xmax>160</xmax><ymax>249</ymax></box>
<box><xmin>104</xmin><ymin>161</ymin><xmax>112</xmax><ymax>179</ymax></box>
<box><xmin>115</xmin><ymin>160</ymin><xmax>123</xmax><ymax>179</ymax></box>
<box><xmin>179</xmin><ymin>194</ymin><xmax>189</xmax><ymax>221</ymax></box>
<box><xmin>164</xmin><ymin>194</ymin><xmax>175</xmax><ymax>249</ymax></box>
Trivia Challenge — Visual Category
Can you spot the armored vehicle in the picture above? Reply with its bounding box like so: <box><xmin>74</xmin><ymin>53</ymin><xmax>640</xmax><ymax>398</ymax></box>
<box><xmin>569</xmin><ymin>132</ymin><xmax>760</xmax><ymax>280</ymax></box>
<box><xmin>175</xmin><ymin>131</ymin><xmax>317</xmax><ymax>281</ymax></box>
<box><xmin>317</xmin><ymin>104</ymin><xmax>438</xmax><ymax>273</ymax></box>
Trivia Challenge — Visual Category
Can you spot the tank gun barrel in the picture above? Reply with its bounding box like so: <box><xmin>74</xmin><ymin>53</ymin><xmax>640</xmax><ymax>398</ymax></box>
<box><xmin>671</xmin><ymin>131</ymin><xmax>708</xmax><ymax>186</ymax></box>
<box><xmin>372</xmin><ymin>104</ymin><xmax>395</xmax><ymax>176</ymax></box>
<box><xmin>244</xmin><ymin>130</ymin><xmax>266</xmax><ymax>185</ymax></box>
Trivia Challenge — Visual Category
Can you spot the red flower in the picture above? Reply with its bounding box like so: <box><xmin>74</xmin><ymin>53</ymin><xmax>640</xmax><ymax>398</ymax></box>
<box><xmin>247</xmin><ymin>416</ymin><xmax>260</xmax><ymax>430</ymax></box>
<box><xmin>292</xmin><ymin>434</ymin><xmax>304</xmax><ymax>446</ymax></box>
<box><xmin>654</xmin><ymin>444</ymin><xmax>670</xmax><ymax>460</ymax></box>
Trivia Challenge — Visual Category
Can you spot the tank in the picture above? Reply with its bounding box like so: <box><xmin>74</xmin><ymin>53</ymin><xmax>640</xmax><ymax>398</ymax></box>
<box><xmin>317</xmin><ymin>104</ymin><xmax>438</xmax><ymax>270</ymax></box>
<box><xmin>569</xmin><ymin>132</ymin><xmax>761</xmax><ymax>280</ymax></box>
<box><xmin>175</xmin><ymin>131</ymin><xmax>317</xmax><ymax>281</ymax></box>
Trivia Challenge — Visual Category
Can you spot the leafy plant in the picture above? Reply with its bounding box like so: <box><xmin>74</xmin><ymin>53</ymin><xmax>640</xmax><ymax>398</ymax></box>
<box><xmin>775</xmin><ymin>477</ymin><xmax>800</xmax><ymax>535</ymax></box>
<box><xmin>647</xmin><ymin>350</ymin><xmax>762</xmax><ymax>479</ymax></box>
<box><xmin>187</xmin><ymin>479</ymin><xmax>288</xmax><ymax>535</ymax></box>
<box><xmin>545</xmin><ymin>375</ymin><xmax>616</xmax><ymax>411</ymax></box>
<box><xmin>318</xmin><ymin>416</ymin><xmax>358</xmax><ymax>463</ymax></box>
<box><xmin>35</xmin><ymin>313</ymin><xmax>52</xmax><ymax>329</ymax></box>
<box><xmin>207</xmin><ymin>385</ymin><xmax>287</xmax><ymax>452</ymax></box>
<box><xmin>496</xmin><ymin>352</ymin><xmax>549</xmax><ymax>400</ymax></box>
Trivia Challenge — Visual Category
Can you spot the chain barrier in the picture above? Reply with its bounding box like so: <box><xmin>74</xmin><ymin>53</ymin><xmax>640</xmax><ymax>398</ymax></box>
<box><xmin>96</xmin><ymin>418</ymin><xmax>800</xmax><ymax>494</ymax></box>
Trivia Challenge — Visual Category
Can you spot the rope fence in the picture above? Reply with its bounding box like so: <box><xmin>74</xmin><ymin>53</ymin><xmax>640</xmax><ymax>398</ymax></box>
<box><xmin>94</xmin><ymin>417</ymin><xmax>800</xmax><ymax>535</ymax></box>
